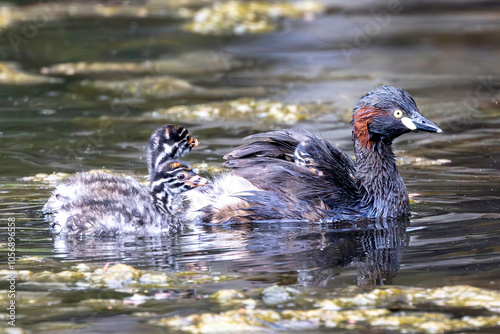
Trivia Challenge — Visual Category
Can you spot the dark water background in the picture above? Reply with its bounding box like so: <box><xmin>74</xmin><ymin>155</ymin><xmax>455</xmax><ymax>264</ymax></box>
<box><xmin>1</xmin><ymin>0</ymin><xmax>500</xmax><ymax>332</ymax></box>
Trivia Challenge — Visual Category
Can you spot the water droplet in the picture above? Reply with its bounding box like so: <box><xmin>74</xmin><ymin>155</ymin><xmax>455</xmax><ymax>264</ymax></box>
<box><xmin>23</xmin><ymin>95</ymin><xmax>29</xmax><ymax>102</ymax></box>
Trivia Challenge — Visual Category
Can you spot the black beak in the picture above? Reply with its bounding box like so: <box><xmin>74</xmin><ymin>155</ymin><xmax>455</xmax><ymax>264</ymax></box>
<box><xmin>410</xmin><ymin>114</ymin><xmax>442</xmax><ymax>133</ymax></box>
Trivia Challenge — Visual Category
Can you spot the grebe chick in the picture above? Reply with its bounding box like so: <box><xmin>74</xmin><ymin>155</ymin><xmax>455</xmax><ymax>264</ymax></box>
<box><xmin>190</xmin><ymin>86</ymin><xmax>442</xmax><ymax>223</ymax></box>
<box><xmin>294</xmin><ymin>140</ymin><xmax>340</xmax><ymax>176</ymax></box>
<box><xmin>43</xmin><ymin>125</ymin><xmax>206</xmax><ymax>235</ymax></box>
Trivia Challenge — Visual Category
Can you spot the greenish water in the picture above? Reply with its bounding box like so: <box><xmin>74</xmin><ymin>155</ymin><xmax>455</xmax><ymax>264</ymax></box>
<box><xmin>1</xmin><ymin>0</ymin><xmax>500</xmax><ymax>333</ymax></box>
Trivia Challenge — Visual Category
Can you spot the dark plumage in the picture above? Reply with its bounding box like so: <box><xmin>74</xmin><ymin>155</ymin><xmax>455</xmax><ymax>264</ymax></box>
<box><xmin>192</xmin><ymin>86</ymin><xmax>441</xmax><ymax>223</ymax></box>
<box><xmin>43</xmin><ymin>125</ymin><xmax>206</xmax><ymax>235</ymax></box>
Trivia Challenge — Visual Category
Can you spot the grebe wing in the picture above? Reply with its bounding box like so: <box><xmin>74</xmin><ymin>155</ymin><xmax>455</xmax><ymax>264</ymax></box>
<box><xmin>224</xmin><ymin>129</ymin><xmax>359</xmax><ymax>208</ymax></box>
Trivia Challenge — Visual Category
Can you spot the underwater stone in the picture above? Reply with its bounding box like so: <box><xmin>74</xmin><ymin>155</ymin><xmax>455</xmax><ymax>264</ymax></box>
<box><xmin>186</xmin><ymin>1</ymin><xmax>324</xmax><ymax>35</ymax></box>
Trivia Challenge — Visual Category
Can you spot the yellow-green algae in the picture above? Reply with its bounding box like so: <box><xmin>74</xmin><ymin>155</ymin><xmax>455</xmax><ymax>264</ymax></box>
<box><xmin>0</xmin><ymin>62</ymin><xmax>62</xmax><ymax>85</ymax></box>
<box><xmin>151</xmin><ymin>98</ymin><xmax>332</xmax><ymax>125</ymax></box>
<box><xmin>152</xmin><ymin>307</ymin><xmax>500</xmax><ymax>333</ymax></box>
<box><xmin>212</xmin><ymin>289</ymin><xmax>247</xmax><ymax>304</ymax></box>
<box><xmin>0</xmin><ymin>0</ymin><xmax>324</xmax><ymax>36</ymax></box>
<box><xmin>40</xmin><ymin>52</ymin><xmax>240</xmax><ymax>76</ymax></box>
<box><xmin>186</xmin><ymin>1</ymin><xmax>324</xmax><ymax>35</ymax></box>
<box><xmin>3</xmin><ymin>262</ymin><xmax>500</xmax><ymax>333</ymax></box>
<box><xmin>80</xmin><ymin>75</ymin><xmax>195</xmax><ymax>98</ymax></box>
<box><xmin>261</xmin><ymin>285</ymin><xmax>301</xmax><ymax>305</ymax></box>
<box><xmin>0</xmin><ymin>0</ymin><xmax>207</xmax><ymax>29</ymax></box>
<box><xmin>80</xmin><ymin>76</ymin><xmax>265</xmax><ymax>100</ymax></box>
<box><xmin>0</xmin><ymin>263</ymin><xmax>237</xmax><ymax>289</ymax></box>
<box><xmin>150</xmin><ymin>285</ymin><xmax>500</xmax><ymax>333</ymax></box>
<box><xmin>316</xmin><ymin>285</ymin><xmax>500</xmax><ymax>311</ymax></box>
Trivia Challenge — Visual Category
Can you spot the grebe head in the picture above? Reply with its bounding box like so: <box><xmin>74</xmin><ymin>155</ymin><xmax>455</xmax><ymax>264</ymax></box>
<box><xmin>148</xmin><ymin>124</ymin><xmax>199</xmax><ymax>180</ymax></box>
<box><xmin>150</xmin><ymin>160</ymin><xmax>208</xmax><ymax>214</ymax></box>
<box><xmin>294</xmin><ymin>141</ymin><xmax>324</xmax><ymax>176</ymax></box>
<box><xmin>351</xmin><ymin>86</ymin><xmax>441</xmax><ymax>149</ymax></box>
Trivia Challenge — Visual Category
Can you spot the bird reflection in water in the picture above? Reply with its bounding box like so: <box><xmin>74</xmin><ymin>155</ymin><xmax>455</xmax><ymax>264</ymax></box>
<box><xmin>52</xmin><ymin>217</ymin><xmax>409</xmax><ymax>288</ymax></box>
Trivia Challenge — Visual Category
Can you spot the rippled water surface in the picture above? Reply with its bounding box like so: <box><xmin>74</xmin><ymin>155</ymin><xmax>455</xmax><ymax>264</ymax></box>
<box><xmin>1</xmin><ymin>0</ymin><xmax>500</xmax><ymax>332</ymax></box>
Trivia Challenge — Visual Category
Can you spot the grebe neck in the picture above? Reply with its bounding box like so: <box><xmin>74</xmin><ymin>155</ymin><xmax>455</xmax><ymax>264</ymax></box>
<box><xmin>354</xmin><ymin>138</ymin><xmax>409</xmax><ymax>218</ymax></box>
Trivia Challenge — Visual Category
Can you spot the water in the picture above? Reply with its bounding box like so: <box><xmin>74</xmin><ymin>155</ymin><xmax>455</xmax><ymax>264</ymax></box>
<box><xmin>1</xmin><ymin>0</ymin><xmax>500</xmax><ymax>332</ymax></box>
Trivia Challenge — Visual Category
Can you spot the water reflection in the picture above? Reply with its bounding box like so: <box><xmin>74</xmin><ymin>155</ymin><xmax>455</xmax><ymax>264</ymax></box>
<box><xmin>52</xmin><ymin>218</ymin><xmax>409</xmax><ymax>288</ymax></box>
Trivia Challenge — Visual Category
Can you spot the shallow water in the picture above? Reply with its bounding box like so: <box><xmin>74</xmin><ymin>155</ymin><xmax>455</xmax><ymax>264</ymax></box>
<box><xmin>1</xmin><ymin>0</ymin><xmax>500</xmax><ymax>332</ymax></box>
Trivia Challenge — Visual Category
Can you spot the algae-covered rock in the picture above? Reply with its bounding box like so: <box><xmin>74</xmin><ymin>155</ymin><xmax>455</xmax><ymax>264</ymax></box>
<box><xmin>0</xmin><ymin>5</ymin><xmax>17</xmax><ymax>29</ymax></box>
<box><xmin>20</xmin><ymin>172</ymin><xmax>71</xmax><ymax>185</ymax></box>
<box><xmin>212</xmin><ymin>289</ymin><xmax>246</xmax><ymax>304</ymax></box>
<box><xmin>186</xmin><ymin>1</ymin><xmax>324</xmax><ymax>35</ymax></box>
<box><xmin>41</xmin><ymin>52</ymin><xmax>239</xmax><ymax>77</ymax></box>
<box><xmin>139</xmin><ymin>273</ymin><xmax>171</xmax><ymax>286</ymax></box>
<box><xmin>80</xmin><ymin>76</ymin><xmax>264</xmax><ymax>100</ymax></box>
<box><xmin>261</xmin><ymin>285</ymin><xmax>301</xmax><ymax>306</ymax></box>
<box><xmin>153</xmin><ymin>306</ymin><xmax>500</xmax><ymax>333</ymax></box>
<box><xmin>425</xmin><ymin>285</ymin><xmax>500</xmax><ymax>310</ymax></box>
<box><xmin>152</xmin><ymin>309</ymin><xmax>283</xmax><ymax>333</ymax></box>
<box><xmin>317</xmin><ymin>285</ymin><xmax>500</xmax><ymax>312</ymax></box>
<box><xmin>0</xmin><ymin>62</ymin><xmax>62</xmax><ymax>85</ymax></box>
<box><xmin>7</xmin><ymin>0</ymin><xmax>200</xmax><ymax>25</ymax></box>
<box><xmin>0</xmin><ymin>269</ymin><xmax>32</xmax><ymax>280</ymax></box>
<box><xmin>93</xmin><ymin>263</ymin><xmax>141</xmax><ymax>289</ymax></box>
<box><xmin>80</xmin><ymin>75</ymin><xmax>195</xmax><ymax>99</ymax></box>
<box><xmin>151</xmin><ymin>98</ymin><xmax>331</xmax><ymax>125</ymax></box>
<box><xmin>32</xmin><ymin>270</ymin><xmax>86</xmax><ymax>283</ymax></box>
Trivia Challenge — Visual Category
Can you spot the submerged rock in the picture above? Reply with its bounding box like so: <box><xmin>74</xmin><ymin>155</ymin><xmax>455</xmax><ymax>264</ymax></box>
<box><xmin>0</xmin><ymin>62</ymin><xmax>62</xmax><ymax>85</ymax></box>
<box><xmin>212</xmin><ymin>289</ymin><xmax>246</xmax><ymax>303</ymax></box>
<box><xmin>186</xmin><ymin>1</ymin><xmax>324</xmax><ymax>35</ymax></box>
<box><xmin>80</xmin><ymin>76</ymin><xmax>265</xmax><ymax>100</ymax></box>
<box><xmin>96</xmin><ymin>264</ymin><xmax>141</xmax><ymax>288</ymax></box>
<box><xmin>261</xmin><ymin>285</ymin><xmax>301</xmax><ymax>306</ymax></box>
<box><xmin>150</xmin><ymin>285</ymin><xmax>500</xmax><ymax>333</ymax></box>
<box><xmin>152</xmin><ymin>309</ymin><xmax>283</xmax><ymax>333</ymax></box>
<box><xmin>1</xmin><ymin>0</ymin><xmax>204</xmax><ymax>29</ymax></box>
<box><xmin>151</xmin><ymin>98</ymin><xmax>331</xmax><ymax>125</ymax></box>
<box><xmin>20</xmin><ymin>172</ymin><xmax>71</xmax><ymax>185</ymax></box>
<box><xmin>0</xmin><ymin>263</ymin><xmax>237</xmax><ymax>291</ymax></box>
<box><xmin>152</xmin><ymin>306</ymin><xmax>500</xmax><ymax>333</ymax></box>
<box><xmin>40</xmin><ymin>52</ymin><xmax>240</xmax><ymax>77</ymax></box>
<box><xmin>5</xmin><ymin>262</ymin><xmax>500</xmax><ymax>334</ymax></box>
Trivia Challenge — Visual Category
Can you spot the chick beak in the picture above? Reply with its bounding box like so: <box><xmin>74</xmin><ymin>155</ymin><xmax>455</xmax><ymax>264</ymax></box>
<box><xmin>184</xmin><ymin>175</ymin><xmax>209</xmax><ymax>187</ymax></box>
<box><xmin>402</xmin><ymin>113</ymin><xmax>442</xmax><ymax>133</ymax></box>
<box><xmin>190</xmin><ymin>138</ymin><xmax>200</xmax><ymax>148</ymax></box>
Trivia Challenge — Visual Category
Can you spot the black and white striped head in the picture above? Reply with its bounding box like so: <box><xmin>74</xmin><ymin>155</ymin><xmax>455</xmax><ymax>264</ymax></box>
<box><xmin>150</xmin><ymin>160</ymin><xmax>208</xmax><ymax>214</ymax></box>
<box><xmin>148</xmin><ymin>125</ymin><xmax>199</xmax><ymax>181</ymax></box>
<box><xmin>294</xmin><ymin>141</ymin><xmax>324</xmax><ymax>176</ymax></box>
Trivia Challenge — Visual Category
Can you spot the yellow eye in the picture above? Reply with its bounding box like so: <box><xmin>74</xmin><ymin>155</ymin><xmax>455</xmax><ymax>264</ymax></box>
<box><xmin>393</xmin><ymin>109</ymin><xmax>403</xmax><ymax>118</ymax></box>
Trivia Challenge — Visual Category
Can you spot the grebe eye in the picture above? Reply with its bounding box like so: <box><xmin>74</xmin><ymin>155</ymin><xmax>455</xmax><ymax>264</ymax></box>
<box><xmin>304</xmin><ymin>158</ymin><xmax>313</xmax><ymax>165</ymax></box>
<box><xmin>393</xmin><ymin>109</ymin><xmax>403</xmax><ymax>118</ymax></box>
<box><xmin>176</xmin><ymin>173</ymin><xmax>186</xmax><ymax>180</ymax></box>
